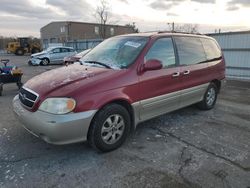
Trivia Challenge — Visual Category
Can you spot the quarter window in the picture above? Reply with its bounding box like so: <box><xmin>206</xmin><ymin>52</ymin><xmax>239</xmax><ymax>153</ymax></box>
<box><xmin>174</xmin><ymin>37</ymin><xmax>207</xmax><ymax>65</ymax></box>
<box><xmin>200</xmin><ymin>38</ymin><xmax>221</xmax><ymax>60</ymax></box>
<box><xmin>145</xmin><ymin>38</ymin><xmax>176</xmax><ymax>68</ymax></box>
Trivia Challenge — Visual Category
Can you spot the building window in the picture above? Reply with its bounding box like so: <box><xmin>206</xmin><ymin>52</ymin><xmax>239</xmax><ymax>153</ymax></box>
<box><xmin>95</xmin><ymin>26</ymin><xmax>99</xmax><ymax>35</ymax></box>
<box><xmin>60</xmin><ymin>26</ymin><xmax>65</xmax><ymax>33</ymax></box>
<box><xmin>50</xmin><ymin>38</ymin><xmax>57</xmax><ymax>43</ymax></box>
<box><xmin>110</xmin><ymin>27</ymin><xmax>114</xmax><ymax>35</ymax></box>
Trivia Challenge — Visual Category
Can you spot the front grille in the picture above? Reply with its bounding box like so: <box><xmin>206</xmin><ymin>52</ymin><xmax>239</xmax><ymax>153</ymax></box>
<box><xmin>19</xmin><ymin>87</ymin><xmax>39</xmax><ymax>108</ymax></box>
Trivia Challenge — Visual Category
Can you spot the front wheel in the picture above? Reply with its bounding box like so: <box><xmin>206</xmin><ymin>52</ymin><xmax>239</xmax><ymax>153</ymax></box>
<box><xmin>197</xmin><ymin>83</ymin><xmax>218</xmax><ymax>110</ymax></box>
<box><xmin>17</xmin><ymin>82</ymin><xmax>23</xmax><ymax>89</ymax></box>
<box><xmin>87</xmin><ymin>104</ymin><xmax>131</xmax><ymax>152</ymax></box>
<box><xmin>41</xmin><ymin>58</ymin><xmax>50</xmax><ymax>66</ymax></box>
<box><xmin>15</xmin><ymin>48</ymin><xmax>24</xmax><ymax>56</ymax></box>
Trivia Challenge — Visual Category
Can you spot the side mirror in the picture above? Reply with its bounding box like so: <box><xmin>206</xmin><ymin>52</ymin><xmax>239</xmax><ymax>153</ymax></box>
<box><xmin>143</xmin><ymin>59</ymin><xmax>163</xmax><ymax>71</ymax></box>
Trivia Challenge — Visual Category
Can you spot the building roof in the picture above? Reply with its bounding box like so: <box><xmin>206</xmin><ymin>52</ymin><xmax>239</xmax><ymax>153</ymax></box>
<box><xmin>41</xmin><ymin>21</ymin><xmax>133</xmax><ymax>30</ymax></box>
<box><xmin>207</xmin><ymin>30</ymin><xmax>250</xmax><ymax>36</ymax></box>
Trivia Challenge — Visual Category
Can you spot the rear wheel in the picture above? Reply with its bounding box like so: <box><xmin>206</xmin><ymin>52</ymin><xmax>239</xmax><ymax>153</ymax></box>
<box><xmin>15</xmin><ymin>48</ymin><xmax>24</xmax><ymax>56</ymax></box>
<box><xmin>197</xmin><ymin>83</ymin><xmax>218</xmax><ymax>110</ymax></box>
<box><xmin>41</xmin><ymin>58</ymin><xmax>50</xmax><ymax>66</ymax></box>
<box><xmin>88</xmin><ymin>104</ymin><xmax>131</xmax><ymax>152</ymax></box>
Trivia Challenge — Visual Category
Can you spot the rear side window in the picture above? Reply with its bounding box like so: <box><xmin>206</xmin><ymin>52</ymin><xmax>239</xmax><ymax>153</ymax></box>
<box><xmin>145</xmin><ymin>38</ymin><xmax>176</xmax><ymax>68</ymax></box>
<box><xmin>61</xmin><ymin>48</ymin><xmax>69</xmax><ymax>53</ymax></box>
<box><xmin>200</xmin><ymin>38</ymin><xmax>221</xmax><ymax>60</ymax></box>
<box><xmin>174</xmin><ymin>37</ymin><xmax>206</xmax><ymax>65</ymax></box>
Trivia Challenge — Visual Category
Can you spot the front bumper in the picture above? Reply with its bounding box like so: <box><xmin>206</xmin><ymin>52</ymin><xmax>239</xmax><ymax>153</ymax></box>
<box><xmin>13</xmin><ymin>95</ymin><xmax>97</xmax><ymax>145</ymax></box>
<box><xmin>28</xmin><ymin>58</ymin><xmax>41</xmax><ymax>65</ymax></box>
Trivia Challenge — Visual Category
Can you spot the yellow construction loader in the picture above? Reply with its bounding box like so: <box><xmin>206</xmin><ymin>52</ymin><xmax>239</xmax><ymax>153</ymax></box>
<box><xmin>6</xmin><ymin>37</ymin><xmax>41</xmax><ymax>56</ymax></box>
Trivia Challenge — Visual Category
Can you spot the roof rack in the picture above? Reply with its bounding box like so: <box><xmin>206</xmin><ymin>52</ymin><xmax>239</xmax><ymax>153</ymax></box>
<box><xmin>157</xmin><ymin>30</ymin><xmax>204</xmax><ymax>35</ymax></box>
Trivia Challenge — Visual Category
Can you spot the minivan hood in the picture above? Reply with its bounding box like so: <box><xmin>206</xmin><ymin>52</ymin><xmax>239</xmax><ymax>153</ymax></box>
<box><xmin>24</xmin><ymin>64</ymin><xmax>110</xmax><ymax>96</ymax></box>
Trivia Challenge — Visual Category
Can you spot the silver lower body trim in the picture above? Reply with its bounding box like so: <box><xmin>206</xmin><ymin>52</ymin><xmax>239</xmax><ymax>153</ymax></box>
<box><xmin>132</xmin><ymin>83</ymin><xmax>209</xmax><ymax>127</ymax></box>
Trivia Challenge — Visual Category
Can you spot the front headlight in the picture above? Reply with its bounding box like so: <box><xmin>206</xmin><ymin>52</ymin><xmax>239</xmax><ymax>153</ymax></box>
<box><xmin>39</xmin><ymin>98</ymin><xmax>76</xmax><ymax>114</ymax></box>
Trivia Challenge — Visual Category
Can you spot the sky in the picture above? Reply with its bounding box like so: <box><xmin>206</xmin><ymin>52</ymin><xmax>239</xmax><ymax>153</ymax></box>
<box><xmin>0</xmin><ymin>0</ymin><xmax>250</xmax><ymax>37</ymax></box>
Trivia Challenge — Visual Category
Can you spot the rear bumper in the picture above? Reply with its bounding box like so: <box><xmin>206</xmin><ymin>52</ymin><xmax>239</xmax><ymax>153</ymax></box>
<box><xmin>13</xmin><ymin>95</ymin><xmax>97</xmax><ymax>145</ymax></box>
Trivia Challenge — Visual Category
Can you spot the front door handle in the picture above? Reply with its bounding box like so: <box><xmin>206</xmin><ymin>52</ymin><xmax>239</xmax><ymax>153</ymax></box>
<box><xmin>172</xmin><ymin>72</ymin><xmax>180</xmax><ymax>77</ymax></box>
<box><xmin>183</xmin><ymin>70</ymin><xmax>190</xmax><ymax>75</ymax></box>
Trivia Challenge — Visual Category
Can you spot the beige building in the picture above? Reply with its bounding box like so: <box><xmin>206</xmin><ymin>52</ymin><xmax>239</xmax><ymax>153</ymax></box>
<box><xmin>40</xmin><ymin>21</ymin><xmax>135</xmax><ymax>46</ymax></box>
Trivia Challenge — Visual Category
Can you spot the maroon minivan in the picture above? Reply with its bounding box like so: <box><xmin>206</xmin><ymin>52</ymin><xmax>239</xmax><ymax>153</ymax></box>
<box><xmin>13</xmin><ymin>32</ymin><xmax>225</xmax><ymax>151</ymax></box>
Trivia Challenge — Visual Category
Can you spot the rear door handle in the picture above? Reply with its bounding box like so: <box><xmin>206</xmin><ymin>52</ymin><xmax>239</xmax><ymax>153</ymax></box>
<box><xmin>183</xmin><ymin>70</ymin><xmax>190</xmax><ymax>75</ymax></box>
<box><xmin>172</xmin><ymin>72</ymin><xmax>180</xmax><ymax>77</ymax></box>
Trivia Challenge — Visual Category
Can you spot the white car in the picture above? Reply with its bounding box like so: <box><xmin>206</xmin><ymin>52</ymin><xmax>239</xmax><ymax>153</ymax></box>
<box><xmin>28</xmin><ymin>47</ymin><xmax>77</xmax><ymax>66</ymax></box>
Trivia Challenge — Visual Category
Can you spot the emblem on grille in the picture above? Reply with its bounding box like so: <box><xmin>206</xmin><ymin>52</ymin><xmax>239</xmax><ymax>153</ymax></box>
<box><xmin>20</xmin><ymin>93</ymin><xmax>27</xmax><ymax>101</ymax></box>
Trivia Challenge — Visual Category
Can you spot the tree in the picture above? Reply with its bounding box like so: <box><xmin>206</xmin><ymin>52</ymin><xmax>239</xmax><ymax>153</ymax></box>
<box><xmin>176</xmin><ymin>24</ymin><xmax>199</xmax><ymax>33</ymax></box>
<box><xmin>125</xmin><ymin>22</ymin><xmax>139</xmax><ymax>33</ymax></box>
<box><xmin>168</xmin><ymin>23</ymin><xmax>199</xmax><ymax>33</ymax></box>
<box><xmin>95</xmin><ymin>0</ymin><xmax>110</xmax><ymax>39</ymax></box>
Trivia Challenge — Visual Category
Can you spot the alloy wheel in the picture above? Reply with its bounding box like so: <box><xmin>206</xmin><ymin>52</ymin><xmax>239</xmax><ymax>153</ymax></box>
<box><xmin>101</xmin><ymin>114</ymin><xmax>125</xmax><ymax>145</ymax></box>
<box><xmin>206</xmin><ymin>87</ymin><xmax>216</xmax><ymax>106</ymax></box>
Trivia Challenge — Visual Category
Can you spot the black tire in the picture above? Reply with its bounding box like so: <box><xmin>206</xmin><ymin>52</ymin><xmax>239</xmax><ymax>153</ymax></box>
<box><xmin>28</xmin><ymin>60</ymin><xmax>33</xmax><ymax>66</ymax></box>
<box><xmin>87</xmin><ymin>104</ymin><xmax>131</xmax><ymax>152</ymax></box>
<box><xmin>31</xmin><ymin>48</ymin><xmax>40</xmax><ymax>54</ymax></box>
<box><xmin>197</xmin><ymin>83</ymin><xmax>218</xmax><ymax>110</ymax></box>
<box><xmin>17</xmin><ymin>82</ymin><xmax>23</xmax><ymax>89</ymax></box>
<box><xmin>41</xmin><ymin>58</ymin><xmax>50</xmax><ymax>66</ymax></box>
<box><xmin>15</xmin><ymin>48</ymin><xmax>24</xmax><ymax>56</ymax></box>
<box><xmin>0</xmin><ymin>83</ymin><xmax>3</xmax><ymax>96</ymax></box>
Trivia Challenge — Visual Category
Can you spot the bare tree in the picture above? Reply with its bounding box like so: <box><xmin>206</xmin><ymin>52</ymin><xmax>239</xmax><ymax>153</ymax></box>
<box><xmin>95</xmin><ymin>0</ymin><xmax>110</xmax><ymax>39</ymax></box>
<box><xmin>167</xmin><ymin>23</ymin><xmax>199</xmax><ymax>33</ymax></box>
<box><xmin>0</xmin><ymin>36</ymin><xmax>15</xmax><ymax>50</ymax></box>
<box><xmin>174</xmin><ymin>23</ymin><xmax>199</xmax><ymax>33</ymax></box>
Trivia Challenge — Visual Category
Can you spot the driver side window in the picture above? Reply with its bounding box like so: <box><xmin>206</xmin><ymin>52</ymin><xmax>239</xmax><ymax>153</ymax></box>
<box><xmin>145</xmin><ymin>38</ymin><xmax>176</xmax><ymax>68</ymax></box>
<box><xmin>52</xmin><ymin>48</ymin><xmax>60</xmax><ymax>53</ymax></box>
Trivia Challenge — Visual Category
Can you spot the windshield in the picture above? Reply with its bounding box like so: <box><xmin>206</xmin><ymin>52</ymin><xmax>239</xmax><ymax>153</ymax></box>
<box><xmin>44</xmin><ymin>47</ymin><xmax>54</xmax><ymax>52</ymax></box>
<box><xmin>80</xmin><ymin>36</ymin><xmax>148</xmax><ymax>69</ymax></box>
<box><xmin>77</xmin><ymin>49</ymin><xmax>91</xmax><ymax>57</ymax></box>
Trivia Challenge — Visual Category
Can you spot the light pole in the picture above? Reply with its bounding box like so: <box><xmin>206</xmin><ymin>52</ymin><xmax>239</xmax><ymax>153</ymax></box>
<box><xmin>167</xmin><ymin>22</ymin><xmax>175</xmax><ymax>32</ymax></box>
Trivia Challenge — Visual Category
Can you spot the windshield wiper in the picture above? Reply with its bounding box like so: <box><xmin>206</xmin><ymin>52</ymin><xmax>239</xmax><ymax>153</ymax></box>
<box><xmin>83</xmin><ymin>61</ymin><xmax>112</xmax><ymax>69</ymax></box>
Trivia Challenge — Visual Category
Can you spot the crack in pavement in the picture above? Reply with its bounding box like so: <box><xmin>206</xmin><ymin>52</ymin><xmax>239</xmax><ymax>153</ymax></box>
<box><xmin>150</xmin><ymin>126</ymin><xmax>250</xmax><ymax>172</ymax></box>
<box><xmin>0</xmin><ymin>156</ymin><xmax>40</xmax><ymax>164</ymax></box>
<box><xmin>212</xmin><ymin>170</ymin><xmax>232</xmax><ymax>188</ymax></box>
<box><xmin>178</xmin><ymin>146</ymin><xmax>194</xmax><ymax>187</ymax></box>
